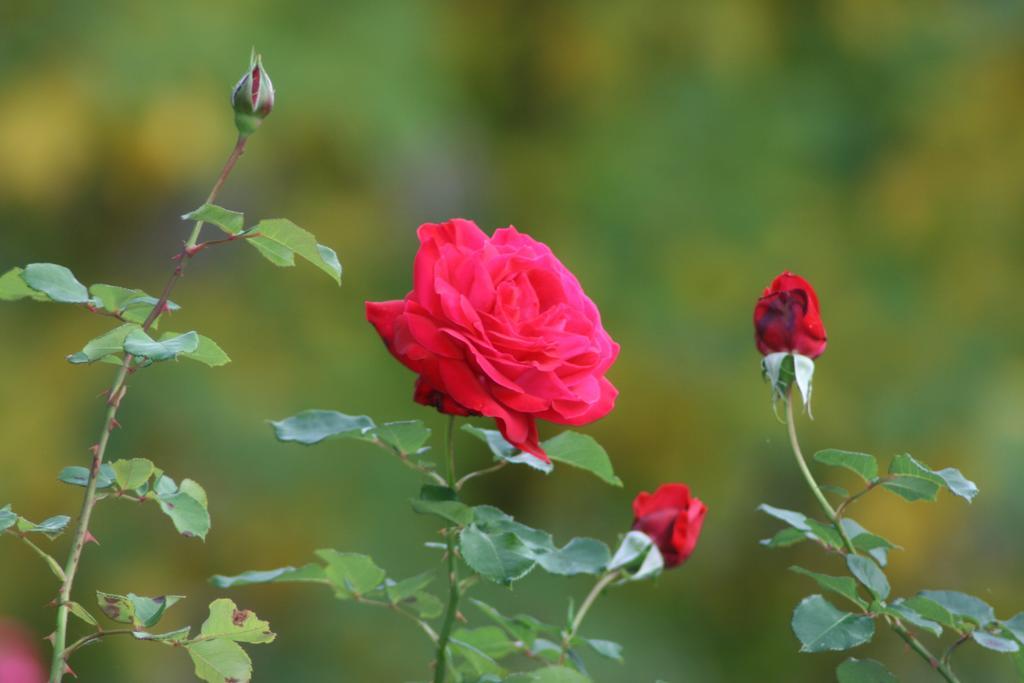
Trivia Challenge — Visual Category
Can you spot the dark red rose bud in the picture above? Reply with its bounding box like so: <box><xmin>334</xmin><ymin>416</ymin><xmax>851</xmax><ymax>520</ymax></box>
<box><xmin>631</xmin><ymin>483</ymin><xmax>706</xmax><ymax>569</ymax></box>
<box><xmin>231</xmin><ymin>49</ymin><xmax>275</xmax><ymax>136</ymax></box>
<box><xmin>753</xmin><ymin>272</ymin><xmax>827</xmax><ymax>359</ymax></box>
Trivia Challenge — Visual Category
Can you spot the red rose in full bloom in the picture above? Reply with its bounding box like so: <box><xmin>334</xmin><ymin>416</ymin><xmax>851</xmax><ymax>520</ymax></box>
<box><xmin>631</xmin><ymin>483</ymin><xmax>707</xmax><ymax>568</ymax></box>
<box><xmin>753</xmin><ymin>272</ymin><xmax>827</xmax><ymax>359</ymax></box>
<box><xmin>366</xmin><ymin>219</ymin><xmax>620</xmax><ymax>462</ymax></box>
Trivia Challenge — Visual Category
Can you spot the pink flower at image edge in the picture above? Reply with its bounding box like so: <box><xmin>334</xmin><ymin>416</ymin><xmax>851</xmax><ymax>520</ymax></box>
<box><xmin>0</xmin><ymin>620</ymin><xmax>46</xmax><ymax>683</ymax></box>
<box><xmin>366</xmin><ymin>218</ymin><xmax>620</xmax><ymax>462</ymax></box>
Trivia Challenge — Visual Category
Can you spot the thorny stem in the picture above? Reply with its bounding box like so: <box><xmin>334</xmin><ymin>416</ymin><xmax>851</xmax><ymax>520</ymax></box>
<box><xmin>433</xmin><ymin>415</ymin><xmax>460</xmax><ymax>683</ymax></box>
<box><xmin>559</xmin><ymin>570</ymin><xmax>621</xmax><ymax>664</ymax></box>
<box><xmin>48</xmin><ymin>135</ymin><xmax>250</xmax><ymax>683</ymax></box>
<box><xmin>784</xmin><ymin>393</ymin><xmax>962</xmax><ymax>683</ymax></box>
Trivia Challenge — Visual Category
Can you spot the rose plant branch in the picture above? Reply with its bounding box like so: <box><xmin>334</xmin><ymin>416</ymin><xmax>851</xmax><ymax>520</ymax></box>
<box><xmin>756</xmin><ymin>272</ymin><xmax>1022</xmax><ymax>682</ymax></box>
<box><xmin>47</xmin><ymin>129</ymin><xmax>252</xmax><ymax>683</ymax></box>
<box><xmin>784</xmin><ymin>392</ymin><xmax>961</xmax><ymax>683</ymax></box>
<box><xmin>0</xmin><ymin>50</ymin><xmax>341</xmax><ymax>683</ymax></box>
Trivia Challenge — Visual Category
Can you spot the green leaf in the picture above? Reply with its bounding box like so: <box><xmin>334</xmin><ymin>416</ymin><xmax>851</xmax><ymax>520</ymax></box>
<box><xmin>270</xmin><ymin>410</ymin><xmax>375</xmax><ymax>445</ymax></box>
<box><xmin>506</xmin><ymin>667</ymin><xmax>592</xmax><ymax>683</ymax></box>
<box><xmin>461</xmin><ymin>424</ymin><xmax>553</xmax><ymax>473</ymax></box>
<box><xmin>791</xmin><ymin>594</ymin><xmax>875</xmax><ymax>653</ymax></box>
<box><xmin>542</xmin><ymin>431</ymin><xmax>621</xmax><ymax>486</ymax></box>
<box><xmin>89</xmin><ymin>284</ymin><xmax>145</xmax><ymax>311</ymax></box>
<box><xmin>67</xmin><ymin>601</ymin><xmax>99</xmax><ymax>626</ymax></box>
<box><xmin>814</xmin><ymin>449</ymin><xmax>878</xmax><ymax>483</ymax></box>
<box><xmin>58</xmin><ymin>464</ymin><xmax>116</xmax><ymax>489</ymax></box>
<box><xmin>0</xmin><ymin>505</ymin><xmax>17</xmax><ymax>532</ymax></box>
<box><xmin>846</xmin><ymin>556</ymin><xmax>890</xmax><ymax>601</ymax></box>
<box><xmin>472</xmin><ymin>506</ymin><xmax>554</xmax><ymax>551</ymax></box>
<box><xmin>760</xmin><ymin>527</ymin><xmax>810</xmax><ymax>549</ymax></box>
<box><xmin>197</xmin><ymin>598</ymin><xmax>275</xmax><ymax>644</ymax></box>
<box><xmin>111</xmin><ymin>457</ymin><xmax>155</xmax><ymax>490</ymax></box>
<box><xmin>187</xmin><ymin>638</ymin><xmax>252</xmax><ymax>683</ymax></box>
<box><xmin>882</xmin><ymin>453</ymin><xmax>977</xmax><ymax>503</ymax></box>
<box><xmin>899</xmin><ymin>596</ymin><xmax>958</xmax><ymax>630</ymax></box>
<box><xmin>124</xmin><ymin>329</ymin><xmax>199</xmax><ymax>362</ymax></box>
<box><xmin>0</xmin><ymin>267</ymin><xmax>49</xmax><ymax>301</ymax></box>
<box><xmin>22</xmin><ymin>263</ymin><xmax>89</xmax><ymax>303</ymax></box>
<box><xmin>1004</xmin><ymin>613</ymin><xmax>1024</xmax><ymax>644</ymax></box>
<box><xmin>157</xmin><ymin>487</ymin><xmax>211</xmax><ymax>540</ymax></box>
<box><xmin>973</xmin><ymin>631</ymin><xmax>1020</xmax><ymax>653</ymax></box>
<box><xmin>161</xmin><ymin>332</ymin><xmax>230</xmax><ymax>367</ymax></box>
<box><xmin>534</xmin><ymin>538</ymin><xmax>610</xmax><ymax>577</ymax></box>
<box><xmin>919</xmin><ymin>590</ymin><xmax>995</xmax><ymax>626</ymax></box>
<box><xmin>210</xmin><ymin>564</ymin><xmax>327</xmax><ymax>589</ymax></box>
<box><xmin>249</xmin><ymin>218</ymin><xmax>342</xmax><ymax>284</ymax></box>
<box><xmin>935</xmin><ymin>467</ymin><xmax>979</xmax><ymax>502</ymax></box>
<box><xmin>459</xmin><ymin>525</ymin><xmax>537</xmax><ymax>585</ymax></box>
<box><xmin>842</xmin><ymin>519</ymin><xmax>898</xmax><ymax>567</ymax></box>
<box><xmin>585</xmin><ymin>638</ymin><xmax>623</xmax><ymax>662</ymax></box>
<box><xmin>67</xmin><ymin>323</ymin><xmax>140</xmax><ymax>364</ymax></box>
<box><xmin>95</xmin><ymin>592</ymin><xmax>182</xmax><ymax>628</ymax></box>
<box><xmin>386</xmin><ymin>571</ymin><xmax>435</xmax><ymax>604</ymax></box>
<box><xmin>449</xmin><ymin>636</ymin><xmax>506</xmax><ymax>677</ymax></box>
<box><xmin>790</xmin><ymin>567</ymin><xmax>867</xmax><ymax>610</ymax></box>
<box><xmin>470</xmin><ymin>599</ymin><xmax>558</xmax><ymax>647</ymax></box>
<box><xmin>887</xmin><ymin>600</ymin><xmax>942</xmax><ymax>637</ymax></box>
<box><xmin>96</xmin><ymin>592</ymin><xmax>135</xmax><ymax>623</ymax></box>
<box><xmin>408</xmin><ymin>591</ymin><xmax>444</xmax><ymax>619</ymax></box>
<box><xmin>758</xmin><ymin>503</ymin><xmax>811</xmax><ymax>531</ymax></box>
<box><xmin>130</xmin><ymin>594</ymin><xmax>184</xmax><ymax>629</ymax></box>
<box><xmin>453</xmin><ymin>626</ymin><xmax>518</xmax><ymax>660</ymax></box>
<box><xmin>248</xmin><ymin>235</ymin><xmax>296</xmax><ymax>267</ymax></box>
<box><xmin>88</xmin><ymin>284</ymin><xmax>180</xmax><ymax>325</ymax></box>
<box><xmin>373</xmin><ymin>420</ymin><xmax>431</xmax><ymax>454</ymax></box>
<box><xmin>315</xmin><ymin>550</ymin><xmax>386</xmax><ymax>598</ymax></box>
<box><xmin>18</xmin><ymin>515</ymin><xmax>71</xmax><ymax>538</ymax></box>
<box><xmin>183</xmin><ymin>203</ymin><xmax>245</xmax><ymax>234</ymax></box>
<box><xmin>411</xmin><ymin>485</ymin><xmax>473</xmax><ymax>527</ymax></box>
<box><xmin>835</xmin><ymin>657</ymin><xmax>897</xmax><ymax>683</ymax></box>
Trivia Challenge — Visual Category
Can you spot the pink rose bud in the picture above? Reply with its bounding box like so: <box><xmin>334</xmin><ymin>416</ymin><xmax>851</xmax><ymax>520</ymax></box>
<box><xmin>231</xmin><ymin>49</ymin><xmax>275</xmax><ymax>136</ymax></box>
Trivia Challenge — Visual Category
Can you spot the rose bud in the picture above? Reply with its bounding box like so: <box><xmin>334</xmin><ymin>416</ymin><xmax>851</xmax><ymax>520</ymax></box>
<box><xmin>231</xmin><ymin>49</ymin><xmax>275</xmax><ymax>136</ymax></box>
<box><xmin>754</xmin><ymin>272</ymin><xmax>826</xmax><ymax>410</ymax></box>
<box><xmin>366</xmin><ymin>219</ymin><xmax>619</xmax><ymax>463</ymax></box>
<box><xmin>631</xmin><ymin>483</ymin><xmax>707</xmax><ymax>569</ymax></box>
<box><xmin>753</xmin><ymin>271</ymin><xmax>827</xmax><ymax>359</ymax></box>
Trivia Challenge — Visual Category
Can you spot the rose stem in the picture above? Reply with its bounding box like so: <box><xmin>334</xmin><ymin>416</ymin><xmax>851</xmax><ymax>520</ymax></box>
<box><xmin>49</xmin><ymin>135</ymin><xmax>250</xmax><ymax>683</ymax></box>
<box><xmin>433</xmin><ymin>414</ymin><xmax>460</xmax><ymax>683</ymax></box>
<box><xmin>784</xmin><ymin>392</ymin><xmax>962</xmax><ymax>683</ymax></box>
<box><xmin>559</xmin><ymin>569</ymin><xmax>621</xmax><ymax>663</ymax></box>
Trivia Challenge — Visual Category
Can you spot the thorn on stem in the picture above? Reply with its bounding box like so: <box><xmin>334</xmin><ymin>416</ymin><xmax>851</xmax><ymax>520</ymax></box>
<box><xmin>88</xmin><ymin>444</ymin><xmax>100</xmax><ymax>456</ymax></box>
<box><xmin>44</xmin><ymin>632</ymin><xmax>55</xmax><ymax>644</ymax></box>
<box><xmin>83</xmin><ymin>530</ymin><xmax>100</xmax><ymax>546</ymax></box>
<box><xmin>109</xmin><ymin>418</ymin><xmax>121</xmax><ymax>431</ymax></box>
<box><xmin>63</xmin><ymin>662</ymin><xmax>77</xmax><ymax>678</ymax></box>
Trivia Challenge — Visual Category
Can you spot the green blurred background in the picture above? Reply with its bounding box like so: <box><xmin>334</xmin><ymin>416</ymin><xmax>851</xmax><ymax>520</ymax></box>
<box><xmin>2</xmin><ymin>1</ymin><xmax>1023</xmax><ymax>681</ymax></box>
